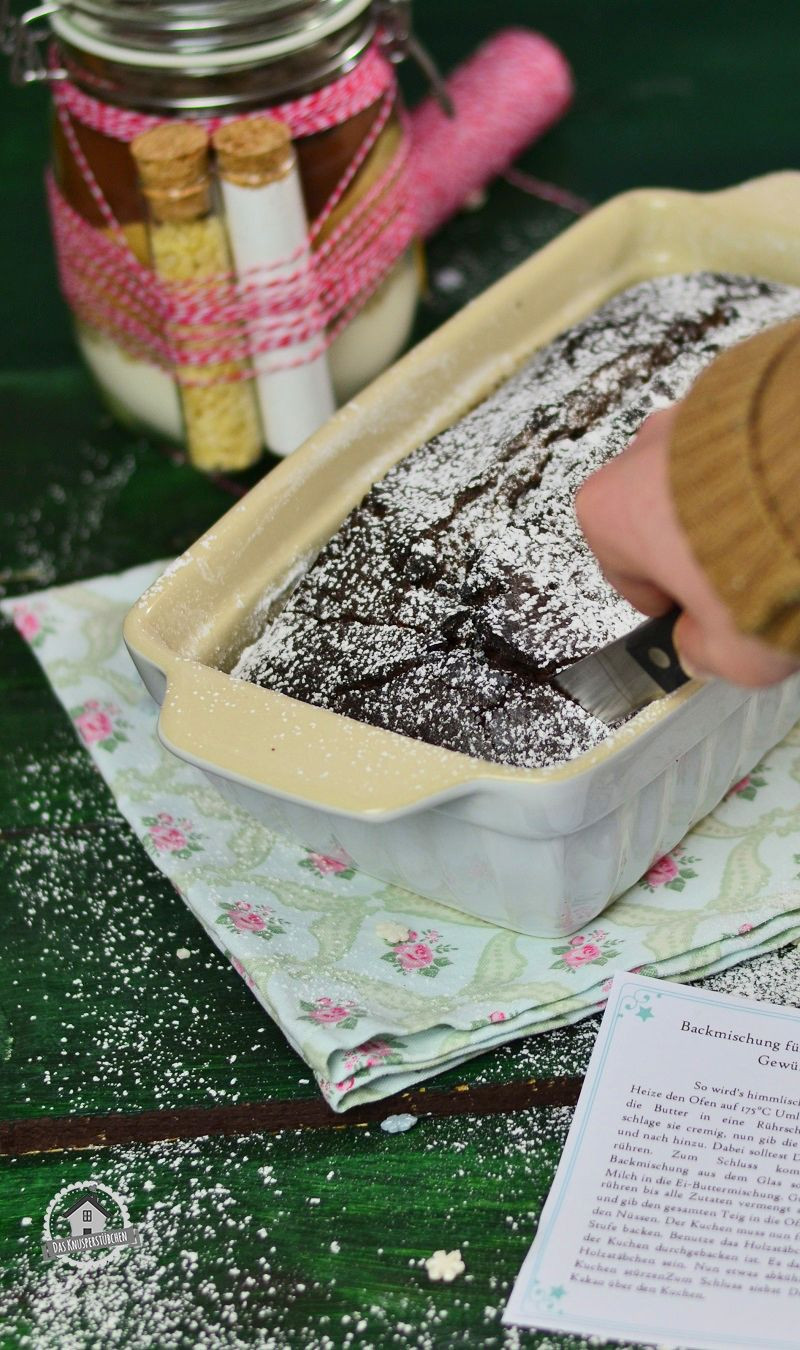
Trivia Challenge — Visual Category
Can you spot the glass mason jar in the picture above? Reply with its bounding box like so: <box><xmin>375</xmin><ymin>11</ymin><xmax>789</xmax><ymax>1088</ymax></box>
<box><xmin>11</xmin><ymin>0</ymin><xmax>421</xmax><ymax>455</ymax></box>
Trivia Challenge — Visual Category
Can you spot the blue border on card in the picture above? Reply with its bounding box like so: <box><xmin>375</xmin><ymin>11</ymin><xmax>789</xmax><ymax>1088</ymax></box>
<box><xmin>513</xmin><ymin>979</ymin><xmax>800</xmax><ymax>1349</ymax></box>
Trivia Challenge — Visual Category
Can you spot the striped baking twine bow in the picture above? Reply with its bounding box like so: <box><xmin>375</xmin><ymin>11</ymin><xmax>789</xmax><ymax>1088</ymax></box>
<box><xmin>47</xmin><ymin>43</ymin><xmax>418</xmax><ymax>382</ymax></box>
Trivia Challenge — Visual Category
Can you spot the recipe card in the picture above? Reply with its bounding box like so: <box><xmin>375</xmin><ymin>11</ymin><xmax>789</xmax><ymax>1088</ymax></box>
<box><xmin>504</xmin><ymin>973</ymin><xmax>800</xmax><ymax>1350</ymax></box>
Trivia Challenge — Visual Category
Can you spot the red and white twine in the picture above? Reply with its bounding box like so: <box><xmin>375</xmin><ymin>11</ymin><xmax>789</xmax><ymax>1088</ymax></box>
<box><xmin>54</xmin><ymin>42</ymin><xmax>394</xmax><ymax>143</ymax></box>
<box><xmin>45</xmin><ymin>28</ymin><xmax>577</xmax><ymax>383</ymax></box>
<box><xmin>47</xmin><ymin>42</ymin><xmax>417</xmax><ymax>382</ymax></box>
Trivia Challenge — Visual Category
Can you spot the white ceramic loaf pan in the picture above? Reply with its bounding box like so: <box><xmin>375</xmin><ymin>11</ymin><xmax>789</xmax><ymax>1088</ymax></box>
<box><xmin>124</xmin><ymin>173</ymin><xmax>800</xmax><ymax>938</ymax></box>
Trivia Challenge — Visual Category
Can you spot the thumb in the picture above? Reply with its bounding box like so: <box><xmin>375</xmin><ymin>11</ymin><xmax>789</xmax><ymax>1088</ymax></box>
<box><xmin>672</xmin><ymin>612</ymin><xmax>715</xmax><ymax>681</ymax></box>
<box><xmin>674</xmin><ymin>611</ymin><xmax>800</xmax><ymax>688</ymax></box>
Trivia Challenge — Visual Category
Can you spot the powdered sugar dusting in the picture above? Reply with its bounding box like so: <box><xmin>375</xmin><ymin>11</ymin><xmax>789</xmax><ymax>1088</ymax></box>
<box><xmin>235</xmin><ymin>273</ymin><xmax>800</xmax><ymax>768</ymax></box>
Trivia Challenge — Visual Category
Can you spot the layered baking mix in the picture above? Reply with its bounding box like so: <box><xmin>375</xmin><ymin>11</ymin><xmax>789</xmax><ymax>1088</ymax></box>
<box><xmin>234</xmin><ymin>273</ymin><xmax>800</xmax><ymax>768</ymax></box>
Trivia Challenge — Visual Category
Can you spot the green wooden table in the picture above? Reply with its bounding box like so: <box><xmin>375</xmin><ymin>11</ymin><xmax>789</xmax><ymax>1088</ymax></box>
<box><xmin>3</xmin><ymin>3</ymin><xmax>800</xmax><ymax>1344</ymax></box>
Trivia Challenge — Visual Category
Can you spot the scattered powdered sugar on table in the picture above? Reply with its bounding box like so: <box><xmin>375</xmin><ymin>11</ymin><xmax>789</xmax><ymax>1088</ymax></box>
<box><xmin>7</xmin><ymin>947</ymin><xmax>800</xmax><ymax>1346</ymax></box>
<box><xmin>380</xmin><ymin>1113</ymin><xmax>419</xmax><ymax>1135</ymax></box>
<box><xmin>702</xmin><ymin>941</ymin><xmax>800</xmax><ymax>1005</ymax></box>
<box><xmin>235</xmin><ymin>272</ymin><xmax>800</xmax><ymax>769</ymax></box>
<box><xmin>5</xmin><ymin>1108</ymin><xmax>640</xmax><ymax>1349</ymax></box>
<box><xmin>424</xmin><ymin>1248</ymin><xmax>466</xmax><ymax>1282</ymax></box>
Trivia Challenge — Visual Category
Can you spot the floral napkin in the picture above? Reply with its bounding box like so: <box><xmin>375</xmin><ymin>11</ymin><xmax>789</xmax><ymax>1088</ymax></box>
<box><xmin>5</xmin><ymin>560</ymin><xmax>800</xmax><ymax>1112</ymax></box>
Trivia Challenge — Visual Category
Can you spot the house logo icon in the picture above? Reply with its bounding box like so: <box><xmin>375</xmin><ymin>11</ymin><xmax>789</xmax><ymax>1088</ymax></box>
<box><xmin>62</xmin><ymin>1192</ymin><xmax>113</xmax><ymax>1238</ymax></box>
<box><xmin>42</xmin><ymin>1180</ymin><xmax>144</xmax><ymax>1268</ymax></box>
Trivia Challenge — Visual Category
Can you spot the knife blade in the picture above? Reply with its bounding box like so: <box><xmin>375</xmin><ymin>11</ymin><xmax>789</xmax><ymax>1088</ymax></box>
<box><xmin>554</xmin><ymin>607</ymin><xmax>689</xmax><ymax>724</ymax></box>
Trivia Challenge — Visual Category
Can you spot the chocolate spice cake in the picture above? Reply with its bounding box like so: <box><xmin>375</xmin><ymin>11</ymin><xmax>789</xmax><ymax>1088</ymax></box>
<box><xmin>234</xmin><ymin>273</ymin><xmax>800</xmax><ymax>769</ymax></box>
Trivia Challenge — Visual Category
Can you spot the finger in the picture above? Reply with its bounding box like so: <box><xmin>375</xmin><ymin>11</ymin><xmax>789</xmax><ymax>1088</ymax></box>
<box><xmin>632</xmin><ymin>405</ymin><xmax>680</xmax><ymax>450</ymax></box>
<box><xmin>575</xmin><ymin>416</ymin><xmax>680</xmax><ymax>588</ymax></box>
<box><xmin>674</xmin><ymin>612</ymin><xmax>800</xmax><ymax>687</ymax></box>
<box><xmin>574</xmin><ymin>471</ymin><xmax>616</xmax><ymax>555</ymax></box>
<box><xmin>599</xmin><ymin>566</ymin><xmax>675</xmax><ymax>618</ymax></box>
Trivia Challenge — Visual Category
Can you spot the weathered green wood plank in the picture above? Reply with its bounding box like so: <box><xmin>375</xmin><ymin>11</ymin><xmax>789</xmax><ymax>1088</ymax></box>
<box><xmin>0</xmin><ymin>1109</ymin><xmax>592</xmax><ymax>1349</ymax></box>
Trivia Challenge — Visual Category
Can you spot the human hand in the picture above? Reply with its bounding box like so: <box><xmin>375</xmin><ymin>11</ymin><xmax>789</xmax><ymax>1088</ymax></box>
<box><xmin>575</xmin><ymin>406</ymin><xmax>800</xmax><ymax>688</ymax></box>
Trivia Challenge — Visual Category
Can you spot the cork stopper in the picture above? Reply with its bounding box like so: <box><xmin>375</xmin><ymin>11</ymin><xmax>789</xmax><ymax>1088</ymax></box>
<box><xmin>212</xmin><ymin>118</ymin><xmax>294</xmax><ymax>188</ymax></box>
<box><xmin>131</xmin><ymin>122</ymin><xmax>211</xmax><ymax>222</ymax></box>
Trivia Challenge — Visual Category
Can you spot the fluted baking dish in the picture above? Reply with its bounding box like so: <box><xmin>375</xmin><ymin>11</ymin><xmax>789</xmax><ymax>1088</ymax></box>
<box><xmin>124</xmin><ymin>173</ymin><xmax>800</xmax><ymax>937</ymax></box>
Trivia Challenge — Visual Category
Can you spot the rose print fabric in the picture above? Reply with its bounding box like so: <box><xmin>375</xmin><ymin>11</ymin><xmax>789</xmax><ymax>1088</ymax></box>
<box><xmin>550</xmin><ymin>930</ymin><xmax>623</xmax><ymax>973</ymax></box>
<box><xmin>640</xmin><ymin>845</ymin><xmax>700</xmax><ymax>893</ymax></box>
<box><xmin>5</xmin><ymin>560</ymin><xmax>800</xmax><ymax>1112</ymax></box>
<box><xmin>380</xmin><ymin>928</ymin><xmax>454</xmax><ymax>978</ymax></box>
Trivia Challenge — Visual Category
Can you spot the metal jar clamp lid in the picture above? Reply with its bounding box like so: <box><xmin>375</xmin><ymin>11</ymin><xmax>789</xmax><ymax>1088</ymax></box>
<box><xmin>6</xmin><ymin>0</ymin><xmax>452</xmax><ymax>115</ymax></box>
<box><xmin>24</xmin><ymin>0</ymin><xmax>371</xmax><ymax>57</ymax></box>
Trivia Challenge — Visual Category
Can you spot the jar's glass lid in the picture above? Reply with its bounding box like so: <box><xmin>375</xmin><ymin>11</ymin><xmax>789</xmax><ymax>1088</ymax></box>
<box><xmin>56</xmin><ymin>0</ymin><xmax>373</xmax><ymax>55</ymax></box>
